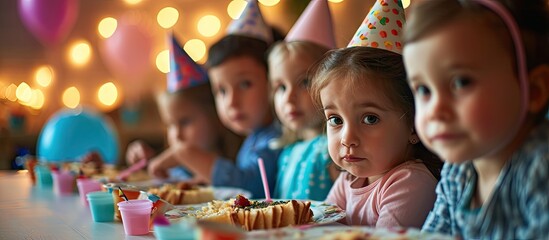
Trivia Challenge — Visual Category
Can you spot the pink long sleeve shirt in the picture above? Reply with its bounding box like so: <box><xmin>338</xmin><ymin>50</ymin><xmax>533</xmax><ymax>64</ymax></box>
<box><xmin>326</xmin><ymin>160</ymin><xmax>438</xmax><ymax>228</ymax></box>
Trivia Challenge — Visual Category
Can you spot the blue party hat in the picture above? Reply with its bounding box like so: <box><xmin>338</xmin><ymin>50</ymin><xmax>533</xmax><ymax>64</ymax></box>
<box><xmin>167</xmin><ymin>34</ymin><xmax>209</xmax><ymax>92</ymax></box>
<box><xmin>226</xmin><ymin>0</ymin><xmax>272</xmax><ymax>43</ymax></box>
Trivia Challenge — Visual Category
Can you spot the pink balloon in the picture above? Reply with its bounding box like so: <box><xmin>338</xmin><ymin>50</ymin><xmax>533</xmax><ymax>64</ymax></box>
<box><xmin>101</xmin><ymin>14</ymin><xmax>153</xmax><ymax>86</ymax></box>
<box><xmin>18</xmin><ymin>0</ymin><xmax>78</xmax><ymax>47</ymax></box>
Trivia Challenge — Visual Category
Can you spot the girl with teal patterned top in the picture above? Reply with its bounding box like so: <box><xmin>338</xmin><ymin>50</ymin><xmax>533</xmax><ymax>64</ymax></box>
<box><xmin>268</xmin><ymin>0</ymin><xmax>339</xmax><ymax>201</ymax></box>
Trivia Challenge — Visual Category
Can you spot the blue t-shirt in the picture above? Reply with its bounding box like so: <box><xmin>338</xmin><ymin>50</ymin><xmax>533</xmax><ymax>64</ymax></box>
<box><xmin>167</xmin><ymin>166</ymin><xmax>193</xmax><ymax>181</ymax></box>
<box><xmin>422</xmin><ymin>120</ymin><xmax>549</xmax><ymax>239</ymax></box>
<box><xmin>211</xmin><ymin>121</ymin><xmax>282</xmax><ymax>198</ymax></box>
<box><xmin>273</xmin><ymin>135</ymin><xmax>334</xmax><ymax>201</ymax></box>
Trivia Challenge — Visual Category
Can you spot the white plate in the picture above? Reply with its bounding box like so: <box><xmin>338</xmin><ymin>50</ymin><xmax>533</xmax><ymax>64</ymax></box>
<box><xmin>246</xmin><ymin>226</ymin><xmax>454</xmax><ymax>239</ymax></box>
<box><xmin>164</xmin><ymin>200</ymin><xmax>346</xmax><ymax>226</ymax></box>
<box><xmin>212</xmin><ymin>187</ymin><xmax>252</xmax><ymax>200</ymax></box>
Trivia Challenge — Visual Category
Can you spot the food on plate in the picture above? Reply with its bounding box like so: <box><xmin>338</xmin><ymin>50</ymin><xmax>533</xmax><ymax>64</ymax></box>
<box><xmin>193</xmin><ymin>195</ymin><xmax>313</xmax><ymax>231</ymax></box>
<box><xmin>148</xmin><ymin>182</ymin><xmax>215</xmax><ymax>205</ymax></box>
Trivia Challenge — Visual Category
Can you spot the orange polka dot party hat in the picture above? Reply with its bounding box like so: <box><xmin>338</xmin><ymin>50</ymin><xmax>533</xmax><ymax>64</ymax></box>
<box><xmin>348</xmin><ymin>0</ymin><xmax>406</xmax><ymax>54</ymax></box>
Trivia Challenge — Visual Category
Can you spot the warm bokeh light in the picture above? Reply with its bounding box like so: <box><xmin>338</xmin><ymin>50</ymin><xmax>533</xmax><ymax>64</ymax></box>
<box><xmin>28</xmin><ymin>89</ymin><xmax>45</xmax><ymax>109</ymax></box>
<box><xmin>157</xmin><ymin>7</ymin><xmax>179</xmax><ymax>29</ymax></box>
<box><xmin>15</xmin><ymin>82</ymin><xmax>32</xmax><ymax>103</ymax></box>
<box><xmin>328</xmin><ymin>0</ymin><xmax>344</xmax><ymax>3</ymax></box>
<box><xmin>5</xmin><ymin>83</ymin><xmax>17</xmax><ymax>101</ymax></box>
<box><xmin>197</xmin><ymin>15</ymin><xmax>221</xmax><ymax>37</ymax></box>
<box><xmin>402</xmin><ymin>0</ymin><xmax>411</xmax><ymax>9</ymax></box>
<box><xmin>123</xmin><ymin>0</ymin><xmax>142</xmax><ymax>5</ymax></box>
<box><xmin>98</xmin><ymin>17</ymin><xmax>118</xmax><ymax>38</ymax></box>
<box><xmin>156</xmin><ymin>50</ymin><xmax>170</xmax><ymax>73</ymax></box>
<box><xmin>62</xmin><ymin>87</ymin><xmax>80</xmax><ymax>109</ymax></box>
<box><xmin>184</xmin><ymin>39</ymin><xmax>206</xmax><ymax>62</ymax></box>
<box><xmin>227</xmin><ymin>0</ymin><xmax>247</xmax><ymax>19</ymax></box>
<box><xmin>98</xmin><ymin>82</ymin><xmax>118</xmax><ymax>106</ymax></box>
<box><xmin>35</xmin><ymin>65</ymin><xmax>54</xmax><ymax>87</ymax></box>
<box><xmin>68</xmin><ymin>40</ymin><xmax>92</xmax><ymax>67</ymax></box>
<box><xmin>259</xmin><ymin>0</ymin><xmax>280</xmax><ymax>7</ymax></box>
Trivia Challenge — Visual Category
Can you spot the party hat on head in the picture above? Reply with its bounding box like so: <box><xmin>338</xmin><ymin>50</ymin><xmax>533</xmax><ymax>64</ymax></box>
<box><xmin>167</xmin><ymin>34</ymin><xmax>209</xmax><ymax>93</ymax></box>
<box><xmin>286</xmin><ymin>0</ymin><xmax>336</xmax><ymax>49</ymax></box>
<box><xmin>347</xmin><ymin>0</ymin><xmax>406</xmax><ymax>54</ymax></box>
<box><xmin>226</xmin><ymin>0</ymin><xmax>273</xmax><ymax>43</ymax></box>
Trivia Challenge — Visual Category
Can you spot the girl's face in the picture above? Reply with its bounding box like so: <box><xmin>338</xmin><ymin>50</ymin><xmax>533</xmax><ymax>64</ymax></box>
<box><xmin>209</xmin><ymin>56</ymin><xmax>272</xmax><ymax>135</ymax></box>
<box><xmin>270</xmin><ymin>53</ymin><xmax>322</xmax><ymax>134</ymax></box>
<box><xmin>403</xmin><ymin>18</ymin><xmax>522</xmax><ymax>163</ymax></box>
<box><xmin>158</xmin><ymin>96</ymin><xmax>219</xmax><ymax>151</ymax></box>
<box><xmin>320</xmin><ymin>78</ymin><xmax>412</xmax><ymax>180</ymax></box>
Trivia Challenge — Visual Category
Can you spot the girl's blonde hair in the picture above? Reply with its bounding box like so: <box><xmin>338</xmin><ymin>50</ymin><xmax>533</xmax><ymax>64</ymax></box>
<box><xmin>310</xmin><ymin>47</ymin><xmax>443</xmax><ymax>179</ymax></box>
<box><xmin>267</xmin><ymin>41</ymin><xmax>330</xmax><ymax>149</ymax></box>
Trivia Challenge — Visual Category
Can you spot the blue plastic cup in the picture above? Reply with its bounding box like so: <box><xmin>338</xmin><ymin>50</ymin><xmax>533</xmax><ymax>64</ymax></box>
<box><xmin>87</xmin><ymin>191</ymin><xmax>114</xmax><ymax>222</ymax></box>
<box><xmin>34</xmin><ymin>165</ymin><xmax>52</xmax><ymax>188</ymax></box>
<box><xmin>154</xmin><ymin>219</ymin><xmax>196</xmax><ymax>240</ymax></box>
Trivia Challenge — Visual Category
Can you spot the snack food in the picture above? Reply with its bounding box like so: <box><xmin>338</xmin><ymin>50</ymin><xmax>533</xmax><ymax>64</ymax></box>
<box><xmin>148</xmin><ymin>182</ymin><xmax>215</xmax><ymax>205</ymax></box>
<box><xmin>194</xmin><ymin>195</ymin><xmax>313</xmax><ymax>231</ymax></box>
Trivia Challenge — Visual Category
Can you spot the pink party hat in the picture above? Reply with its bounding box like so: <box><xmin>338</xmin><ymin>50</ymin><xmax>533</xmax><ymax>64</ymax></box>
<box><xmin>286</xmin><ymin>0</ymin><xmax>336</xmax><ymax>49</ymax></box>
<box><xmin>226</xmin><ymin>0</ymin><xmax>273</xmax><ymax>43</ymax></box>
<box><xmin>348</xmin><ymin>0</ymin><xmax>406</xmax><ymax>54</ymax></box>
<box><xmin>167</xmin><ymin>34</ymin><xmax>209</xmax><ymax>93</ymax></box>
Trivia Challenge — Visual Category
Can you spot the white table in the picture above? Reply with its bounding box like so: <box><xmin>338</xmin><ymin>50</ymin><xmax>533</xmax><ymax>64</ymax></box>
<box><xmin>0</xmin><ymin>171</ymin><xmax>155</xmax><ymax>240</ymax></box>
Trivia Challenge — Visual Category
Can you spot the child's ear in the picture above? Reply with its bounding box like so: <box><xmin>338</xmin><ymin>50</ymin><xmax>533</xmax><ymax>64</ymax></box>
<box><xmin>528</xmin><ymin>64</ymin><xmax>549</xmax><ymax>113</ymax></box>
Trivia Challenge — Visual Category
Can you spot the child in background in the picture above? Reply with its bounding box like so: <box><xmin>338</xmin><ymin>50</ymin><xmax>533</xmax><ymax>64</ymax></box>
<box><xmin>126</xmin><ymin>35</ymin><xmax>241</xmax><ymax>182</ymax></box>
<box><xmin>152</xmin><ymin>0</ymin><xmax>283</xmax><ymax>198</ymax></box>
<box><xmin>403</xmin><ymin>0</ymin><xmax>549</xmax><ymax>238</ymax></box>
<box><xmin>310</xmin><ymin>0</ymin><xmax>442</xmax><ymax>227</ymax></box>
<box><xmin>268</xmin><ymin>0</ymin><xmax>338</xmax><ymax>201</ymax></box>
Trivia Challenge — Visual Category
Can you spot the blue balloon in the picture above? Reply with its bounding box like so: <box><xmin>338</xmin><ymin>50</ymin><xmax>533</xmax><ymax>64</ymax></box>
<box><xmin>37</xmin><ymin>107</ymin><xmax>119</xmax><ymax>164</ymax></box>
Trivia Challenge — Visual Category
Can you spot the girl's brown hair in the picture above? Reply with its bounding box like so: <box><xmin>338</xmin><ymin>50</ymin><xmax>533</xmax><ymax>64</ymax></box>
<box><xmin>310</xmin><ymin>47</ymin><xmax>443</xmax><ymax>179</ymax></box>
<box><xmin>267</xmin><ymin>41</ymin><xmax>330</xmax><ymax>148</ymax></box>
<box><xmin>404</xmin><ymin>0</ymin><xmax>549</xmax><ymax>122</ymax></box>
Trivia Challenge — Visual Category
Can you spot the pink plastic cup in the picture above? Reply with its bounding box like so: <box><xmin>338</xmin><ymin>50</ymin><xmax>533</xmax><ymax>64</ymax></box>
<box><xmin>51</xmin><ymin>171</ymin><xmax>76</xmax><ymax>195</ymax></box>
<box><xmin>77</xmin><ymin>178</ymin><xmax>102</xmax><ymax>206</ymax></box>
<box><xmin>117</xmin><ymin>199</ymin><xmax>153</xmax><ymax>236</ymax></box>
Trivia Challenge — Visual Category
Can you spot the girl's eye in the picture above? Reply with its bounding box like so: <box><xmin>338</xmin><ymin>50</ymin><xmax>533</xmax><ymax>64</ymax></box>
<box><xmin>240</xmin><ymin>80</ymin><xmax>252</xmax><ymax>89</ymax></box>
<box><xmin>451</xmin><ymin>76</ymin><xmax>472</xmax><ymax>90</ymax></box>
<box><xmin>178</xmin><ymin>118</ymin><xmax>192</xmax><ymax>127</ymax></box>
<box><xmin>217</xmin><ymin>87</ymin><xmax>226</xmax><ymax>96</ymax></box>
<box><xmin>299</xmin><ymin>78</ymin><xmax>310</xmax><ymax>88</ymax></box>
<box><xmin>276</xmin><ymin>84</ymin><xmax>286</xmax><ymax>93</ymax></box>
<box><xmin>415</xmin><ymin>85</ymin><xmax>431</xmax><ymax>97</ymax></box>
<box><xmin>327</xmin><ymin>116</ymin><xmax>343</xmax><ymax>126</ymax></box>
<box><xmin>362</xmin><ymin>115</ymin><xmax>379</xmax><ymax>125</ymax></box>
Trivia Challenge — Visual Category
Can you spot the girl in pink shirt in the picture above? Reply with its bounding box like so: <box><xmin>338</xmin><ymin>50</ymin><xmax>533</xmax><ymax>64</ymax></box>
<box><xmin>308</xmin><ymin>0</ymin><xmax>442</xmax><ymax>228</ymax></box>
<box><xmin>310</xmin><ymin>46</ymin><xmax>442</xmax><ymax>228</ymax></box>
<box><xmin>309</xmin><ymin>48</ymin><xmax>442</xmax><ymax>228</ymax></box>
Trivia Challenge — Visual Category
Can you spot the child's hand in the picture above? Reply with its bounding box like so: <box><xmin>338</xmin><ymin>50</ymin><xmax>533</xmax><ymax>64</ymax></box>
<box><xmin>147</xmin><ymin>148</ymin><xmax>180</xmax><ymax>179</ymax></box>
<box><xmin>125</xmin><ymin>140</ymin><xmax>155</xmax><ymax>166</ymax></box>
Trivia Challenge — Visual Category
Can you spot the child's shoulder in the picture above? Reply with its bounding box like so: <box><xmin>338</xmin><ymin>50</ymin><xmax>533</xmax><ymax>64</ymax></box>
<box><xmin>508</xmin><ymin>120</ymin><xmax>549</xmax><ymax>183</ymax></box>
<box><xmin>383</xmin><ymin>160</ymin><xmax>439</xmax><ymax>184</ymax></box>
<box><xmin>523</xmin><ymin>120</ymin><xmax>549</xmax><ymax>151</ymax></box>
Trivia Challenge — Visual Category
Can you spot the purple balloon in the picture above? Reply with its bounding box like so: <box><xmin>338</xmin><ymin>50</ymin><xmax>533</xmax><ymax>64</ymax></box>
<box><xmin>18</xmin><ymin>0</ymin><xmax>78</xmax><ymax>47</ymax></box>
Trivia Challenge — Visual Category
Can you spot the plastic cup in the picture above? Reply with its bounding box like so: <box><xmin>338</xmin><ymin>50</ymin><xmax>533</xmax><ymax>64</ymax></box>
<box><xmin>118</xmin><ymin>199</ymin><xmax>153</xmax><ymax>236</ymax></box>
<box><xmin>154</xmin><ymin>219</ymin><xmax>196</xmax><ymax>240</ymax></box>
<box><xmin>104</xmin><ymin>183</ymin><xmax>143</xmax><ymax>221</ymax></box>
<box><xmin>77</xmin><ymin>178</ymin><xmax>102</xmax><ymax>206</ymax></box>
<box><xmin>196</xmin><ymin>221</ymin><xmax>243</xmax><ymax>240</ymax></box>
<box><xmin>51</xmin><ymin>171</ymin><xmax>76</xmax><ymax>195</ymax></box>
<box><xmin>34</xmin><ymin>165</ymin><xmax>52</xmax><ymax>188</ymax></box>
<box><xmin>87</xmin><ymin>191</ymin><xmax>115</xmax><ymax>222</ymax></box>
